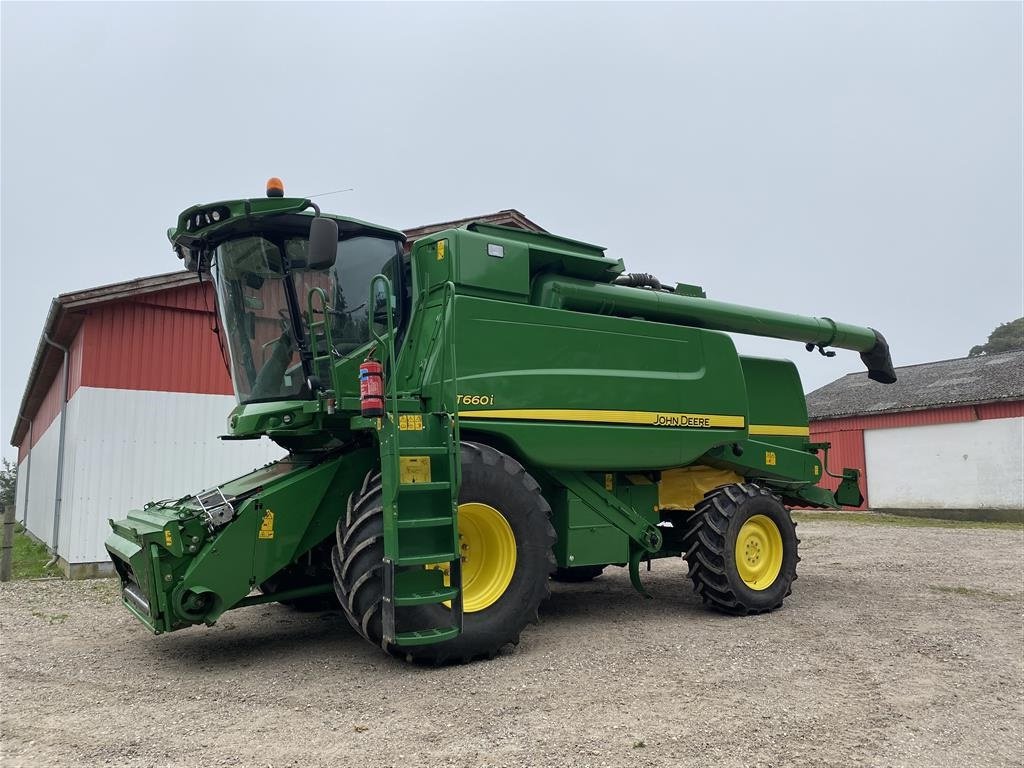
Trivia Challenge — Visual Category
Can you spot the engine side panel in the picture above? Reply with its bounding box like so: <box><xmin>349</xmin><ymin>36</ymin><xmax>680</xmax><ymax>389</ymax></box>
<box><xmin>446</xmin><ymin>295</ymin><xmax>749</xmax><ymax>470</ymax></box>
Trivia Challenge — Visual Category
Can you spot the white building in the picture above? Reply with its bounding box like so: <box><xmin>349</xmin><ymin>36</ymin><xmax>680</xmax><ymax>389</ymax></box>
<box><xmin>807</xmin><ymin>350</ymin><xmax>1023</xmax><ymax>520</ymax></box>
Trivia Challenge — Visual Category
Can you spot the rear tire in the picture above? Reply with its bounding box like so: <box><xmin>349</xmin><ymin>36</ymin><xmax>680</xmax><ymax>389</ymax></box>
<box><xmin>332</xmin><ymin>442</ymin><xmax>556</xmax><ymax>663</ymax></box>
<box><xmin>682</xmin><ymin>483</ymin><xmax>799</xmax><ymax>615</ymax></box>
<box><xmin>551</xmin><ymin>565</ymin><xmax>605</xmax><ymax>583</ymax></box>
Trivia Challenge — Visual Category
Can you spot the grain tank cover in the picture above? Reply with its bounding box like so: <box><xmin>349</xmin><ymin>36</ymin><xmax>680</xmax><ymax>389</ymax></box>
<box><xmin>465</xmin><ymin>222</ymin><xmax>624</xmax><ymax>281</ymax></box>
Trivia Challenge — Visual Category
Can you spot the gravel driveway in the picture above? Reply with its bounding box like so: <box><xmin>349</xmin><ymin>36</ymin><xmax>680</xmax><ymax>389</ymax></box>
<box><xmin>2</xmin><ymin>516</ymin><xmax>1022</xmax><ymax>768</ymax></box>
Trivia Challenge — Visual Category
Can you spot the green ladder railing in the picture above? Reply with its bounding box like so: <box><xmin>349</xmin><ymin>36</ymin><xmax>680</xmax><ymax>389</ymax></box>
<box><xmin>370</xmin><ymin>275</ymin><xmax>463</xmax><ymax>648</ymax></box>
<box><xmin>306</xmin><ymin>286</ymin><xmax>341</xmax><ymax>396</ymax></box>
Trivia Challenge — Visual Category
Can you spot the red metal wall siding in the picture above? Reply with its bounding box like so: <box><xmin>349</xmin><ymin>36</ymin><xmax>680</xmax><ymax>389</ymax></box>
<box><xmin>67</xmin><ymin>325</ymin><xmax>85</xmax><ymax>395</ymax></box>
<box><xmin>79</xmin><ymin>283</ymin><xmax>232</xmax><ymax>396</ymax></box>
<box><xmin>977</xmin><ymin>401</ymin><xmax>1024</xmax><ymax>420</ymax></box>
<box><xmin>19</xmin><ymin>330</ymin><xmax>86</xmax><ymax>456</ymax></box>
<box><xmin>810</xmin><ymin>404</ymin><xmax>1013</xmax><ymax>434</ymax></box>
<box><xmin>134</xmin><ymin>282</ymin><xmax>216</xmax><ymax>311</ymax></box>
<box><xmin>807</xmin><ymin>428</ymin><xmax>868</xmax><ymax>509</ymax></box>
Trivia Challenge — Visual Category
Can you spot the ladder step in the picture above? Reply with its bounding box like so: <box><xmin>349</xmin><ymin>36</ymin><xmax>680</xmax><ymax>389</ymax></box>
<box><xmin>395</xmin><ymin>552</ymin><xmax>457</xmax><ymax>566</ymax></box>
<box><xmin>393</xmin><ymin>627</ymin><xmax>460</xmax><ymax>646</ymax></box>
<box><xmin>396</xmin><ymin>516</ymin><xmax>456</xmax><ymax>530</ymax></box>
<box><xmin>398</xmin><ymin>481</ymin><xmax>450</xmax><ymax>492</ymax></box>
<box><xmin>398</xmin><ymin>446</ymin><xmax>450</xmax><ymax>455</ymax></box>
<box><xmin>393</xmin><ymin>587</ymin><xmax>459</xmax><ymax>607</ymax></box>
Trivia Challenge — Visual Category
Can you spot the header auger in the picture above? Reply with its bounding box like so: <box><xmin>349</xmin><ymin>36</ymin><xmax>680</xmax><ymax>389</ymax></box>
<box><xmin>106</xmin><ymin>179</ymin><xmax>895</xmax><ymax>663</ymax></box>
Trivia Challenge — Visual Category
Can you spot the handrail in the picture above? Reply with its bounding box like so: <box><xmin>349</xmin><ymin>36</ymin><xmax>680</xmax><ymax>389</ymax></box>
<box><xmin>439</xmin><ymin>281</ymin><xmax>458</xmax><ymax>414</ymax></box>
<box><xmin>368</xmin><ymin>275</ymin><xmax>399</xmax><ymax>429</ymax></box>
<box><xmin>305</xmin><ymin>286</ymin><xmax>341</xmax><ymax>396</ymax></box>
<box><xmin>439</xmin><ymin>281</ymin><xmax>461</xmax><ymax>488</ymax></box>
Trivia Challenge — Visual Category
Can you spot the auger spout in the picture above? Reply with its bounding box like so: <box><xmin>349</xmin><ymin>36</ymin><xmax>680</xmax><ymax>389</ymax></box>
<box><xmin>531</xmin><ymin>275</ymin><xmax>896</xmax><ymax>383</ymax></box>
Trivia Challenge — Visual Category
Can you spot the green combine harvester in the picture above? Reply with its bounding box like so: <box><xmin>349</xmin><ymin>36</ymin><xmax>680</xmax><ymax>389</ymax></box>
<box><xmin>106</xmin><ymin>179</ymin><xmax>896</xmax><ymax>663</ymax></box>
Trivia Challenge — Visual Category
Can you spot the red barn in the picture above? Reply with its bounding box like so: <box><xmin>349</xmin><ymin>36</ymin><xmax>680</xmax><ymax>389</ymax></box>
<box><xmin>807</xmin><ymin>351</ymin><xmax>1024</xmax><ymax>520</ymax></box>
<box><xmin>10</xmin><ymin>210</ymin><xmax>545</xmax><ymax>576</ymax></box>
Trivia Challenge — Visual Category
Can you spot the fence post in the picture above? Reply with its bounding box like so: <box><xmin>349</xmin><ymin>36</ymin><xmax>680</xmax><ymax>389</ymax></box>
<box><xmin>1</xmin><ymin>504</ymin><xmax>15</xmax><ymax>581</ymax></box>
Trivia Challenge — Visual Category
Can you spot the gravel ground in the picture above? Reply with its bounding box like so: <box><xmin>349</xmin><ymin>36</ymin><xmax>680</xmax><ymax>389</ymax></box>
<box><xmin>2</xmin><ymin>517</ymin><xmax>1022</xmax><ymax>768</ymax></box>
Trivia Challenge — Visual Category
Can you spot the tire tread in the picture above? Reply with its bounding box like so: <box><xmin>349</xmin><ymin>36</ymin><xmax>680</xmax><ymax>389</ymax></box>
<box><xmin>683</xmin><ymin>482</ymin><xmax>798</xmax><ymax>616</ymax></box>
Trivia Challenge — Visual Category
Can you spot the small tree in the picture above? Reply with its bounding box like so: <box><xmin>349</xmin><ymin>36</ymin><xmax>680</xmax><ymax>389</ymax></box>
<box><xmin>0</xmin><ymin>458</ymin><xmax>16</xmax><ymax>511</ymax></box>
<box><xmin>969</xmin><ymin>317</ymin><xmax>1024</xmax><ymax>357</ymax></box>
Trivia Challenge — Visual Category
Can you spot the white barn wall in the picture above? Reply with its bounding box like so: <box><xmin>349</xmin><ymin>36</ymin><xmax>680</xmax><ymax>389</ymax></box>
<box><xmin>865</xmin><ymin>417</ymin><xmax>1024</xmax><ymax>510</ymax></box>
<box><xmin>15</xmin><ymin>454</ymin><xmax>30</xmax><ymax>524</ymax></box>
<box><xmin>62</xmin><ymin>387</ymin><xmax>284</xmax><ymax>564</ymax></box>
<box><xmin>56</xmin><ymin>392</ymin><xmax>84</xmax><ymax>560</ymax></box>
<box><xmin>17</xmin><ymin>415</ymin><xmax>62</xmax><ymax>548</ymax></box>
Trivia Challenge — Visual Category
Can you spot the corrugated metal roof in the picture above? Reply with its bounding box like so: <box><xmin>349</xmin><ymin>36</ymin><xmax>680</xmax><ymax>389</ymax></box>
<box><xmin>807</xmin><ymin>350</ymin><xmax>1024</xmax><ymax>421</ymax></box>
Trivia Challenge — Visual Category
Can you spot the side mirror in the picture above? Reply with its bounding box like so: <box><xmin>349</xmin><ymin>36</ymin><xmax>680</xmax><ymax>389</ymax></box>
<box><xmin>308</xmin><ymin>217</ymin><xmax>338</xmax><ymax>270</ymax></box>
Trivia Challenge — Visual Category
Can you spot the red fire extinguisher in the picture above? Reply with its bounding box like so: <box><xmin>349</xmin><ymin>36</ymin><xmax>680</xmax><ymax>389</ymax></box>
<box><xmin>359</xmin><ymin>355</ymin><xmax>385</xmax><ymax>418</ymax></box>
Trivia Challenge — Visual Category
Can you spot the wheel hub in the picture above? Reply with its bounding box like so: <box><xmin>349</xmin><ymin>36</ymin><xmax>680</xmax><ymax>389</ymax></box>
<box><xmin>734</xmin><ymin>514</ymin><xmax>783</xmax><ymax>591</ymax></box>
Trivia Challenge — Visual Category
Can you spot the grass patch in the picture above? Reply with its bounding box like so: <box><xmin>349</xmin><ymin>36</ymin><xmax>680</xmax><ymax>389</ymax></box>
<box><xmin>929</xmin><ymin>585</ymin><xmax>1019</xmax><ymax>603</ymax></box>
<box><xmin>792</xmin><ymin>511</ymin><xmax>1023</xmax><ymax>531</ymax></box>
<box><xmin>7</xmin><ymin>523</ymin><xmax>62</xmax><ymax>580</ymax></box>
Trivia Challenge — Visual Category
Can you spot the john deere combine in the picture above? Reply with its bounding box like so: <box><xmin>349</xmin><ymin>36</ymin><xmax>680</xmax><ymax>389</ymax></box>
<box><xmin>106</xmin><ymin>179</ymin><xmax>895</xmax><ymax>663</ymax></box>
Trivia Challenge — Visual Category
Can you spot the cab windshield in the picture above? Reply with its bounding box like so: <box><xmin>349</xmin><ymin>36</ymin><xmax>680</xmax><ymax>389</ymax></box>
<box><xmin>210</xmin><ymin>232</ymin><xmax>402</xmax><ymax>404</ymax></box>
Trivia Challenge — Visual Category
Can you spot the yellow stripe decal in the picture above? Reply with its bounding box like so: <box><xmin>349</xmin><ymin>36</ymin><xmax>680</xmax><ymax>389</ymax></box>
<box><xmin>748</xmin><ymin>424</ymin><xmax>811</xmax><ymax>437</ymax></box>
<box><xmin>457</xmin><ymin>409</ymin><xmax>745</xmax><ymax>429</ymax></box>
<box><xmin>457</xmin><ymin>409</ymin><xmax>808</xmax><ymax>436</ymax></box>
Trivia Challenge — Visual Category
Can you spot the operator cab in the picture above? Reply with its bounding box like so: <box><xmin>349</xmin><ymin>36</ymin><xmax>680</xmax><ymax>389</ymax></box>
<box><xmin>169</xmin><ymin>180</ymin><xmax>406</xmax><ymax>406</ymax></box>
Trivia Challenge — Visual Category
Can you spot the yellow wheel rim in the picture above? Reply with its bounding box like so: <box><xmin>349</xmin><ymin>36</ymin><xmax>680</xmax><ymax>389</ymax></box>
<box><xmin>427</xmin><ymin>502</ymin><xmax>517</xmax><ymax>613</ymax></box>
<box><xmin>458</xmin><ymin>502</ymin><xmax>517</xmax><ymax>612</ymax></box>
<box><xmin>734</xmin><ymin>514</ymin><xmax>783</xmax><ymax>591</ymax></box>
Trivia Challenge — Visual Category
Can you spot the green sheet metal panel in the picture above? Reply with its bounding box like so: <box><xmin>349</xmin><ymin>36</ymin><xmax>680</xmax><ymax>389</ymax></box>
<box><xmin>549</xmin><ymin>476</ymin><xmax>659</xmax><ymax>568</ymax></box>
<box><xmin>738</xmin><ymin>356</ymin><xmax>822</xmax><ymax>482</ymax></box>
<box><xmin>550</xmin><ymin>487</ymin><xmax>627</xmax><ymax>567</ymax></box>
<box><xmin>446</xmin><ymin>295</ymin><xmax>749</xmax><ymax>470</ymax></box>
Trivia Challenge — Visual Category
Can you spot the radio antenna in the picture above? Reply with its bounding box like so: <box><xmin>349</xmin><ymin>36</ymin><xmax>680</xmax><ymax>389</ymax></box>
<box><xmin>305</xmin><ymin>187</ymin><xmax>354</xmax><ymax>199</ymax></box>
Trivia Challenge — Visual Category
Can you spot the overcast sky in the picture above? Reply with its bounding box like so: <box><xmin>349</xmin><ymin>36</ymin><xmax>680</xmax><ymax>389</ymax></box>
<box><xmin>2</xmin><ymin>1</ymin><xmax>1021</xmax><ymax>461</ymax></box>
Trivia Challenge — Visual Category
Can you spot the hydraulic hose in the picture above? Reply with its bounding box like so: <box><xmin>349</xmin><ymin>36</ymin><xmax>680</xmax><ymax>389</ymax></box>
<box><xmin>613</xmin><ymin>273</ymin><xmax>663</xmax><ymax>291</ymax></box>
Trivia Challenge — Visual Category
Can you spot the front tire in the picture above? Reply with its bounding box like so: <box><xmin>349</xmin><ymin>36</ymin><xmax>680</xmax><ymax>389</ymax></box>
<box><xmin>682</xmin><ymin>483</ymin><xmax>799</xmax><ymax>615</ymax></box>
<box><xmin>333</xmin><ymin>442</ymin><xmax>556</xmax><ymax>663</ymax></box>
